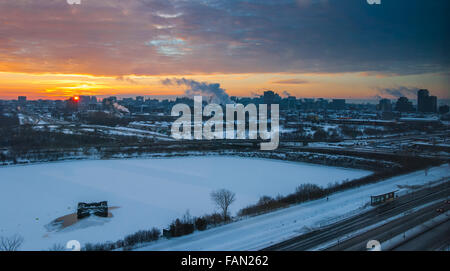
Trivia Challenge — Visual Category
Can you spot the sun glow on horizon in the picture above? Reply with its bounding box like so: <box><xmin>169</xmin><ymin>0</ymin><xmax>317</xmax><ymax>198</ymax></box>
<box><xmin>0</xmin><ymin>71</ymin><xmax>448</xmax><ymax>101</ymax></box>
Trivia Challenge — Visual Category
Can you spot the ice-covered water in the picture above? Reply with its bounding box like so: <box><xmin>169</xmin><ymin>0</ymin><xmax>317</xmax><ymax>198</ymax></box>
<box><xmin>0</xmin><ymin>156</ymin><xmax>372</xmax><ymax>250</ymax></box>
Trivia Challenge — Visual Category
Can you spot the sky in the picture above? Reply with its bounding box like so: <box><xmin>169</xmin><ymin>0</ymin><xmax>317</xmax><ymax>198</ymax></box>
<box><xmin>0</xmin><ymin>0</ymin><xmax>448</xmax><ymax>101</ymax></box>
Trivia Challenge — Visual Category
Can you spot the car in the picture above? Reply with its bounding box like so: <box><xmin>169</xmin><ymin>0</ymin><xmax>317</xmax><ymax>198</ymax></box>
<box><xmin>436</xmin><ymin>207</ymin><xmax>445</xmax><ymax>213</ymax></box>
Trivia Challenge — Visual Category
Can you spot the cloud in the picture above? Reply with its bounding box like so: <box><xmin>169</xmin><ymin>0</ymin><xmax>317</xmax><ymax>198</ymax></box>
<box><xmin>373</xmin><ymin>94</ymin><xmax>383</xmax><ymax>100</ymax></box>
<box><xmin>162</xmin><ymin>78</ymin><xmax>231</xmax><ymax>104</ymax></box>
<box><xmin>0</xmin><ymin>0</ymin><xmax>448</xmax><ymax>76</ymax></box>
<box><xmin>116</xmin><ymin>76</ymin><xmax>138</xmax><ymax>84</ymax></box>
<box><xmin>272</xmin><ymin>79</ymin><xmax>308</xmax><ymax>85</ymax></box>
<box><xmin>145</xmin><ymin>36</ymin><xmax>190</xmax><ymax>56</ymax></box>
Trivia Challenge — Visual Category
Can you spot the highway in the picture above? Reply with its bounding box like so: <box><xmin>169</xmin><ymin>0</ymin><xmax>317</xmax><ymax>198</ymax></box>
<box><xmin>326</xmin><ymin>199</ymin><xmax>449</xmax><ymax>251</ymax></box>
<box><xmin>264</xmin><ymin>181</ymin><xmax>450</xmax><ymax>251</ymax></box>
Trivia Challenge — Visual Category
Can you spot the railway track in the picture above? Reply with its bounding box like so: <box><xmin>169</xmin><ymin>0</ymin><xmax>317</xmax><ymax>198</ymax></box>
<box><xmin>263</xmin><ymin>181</ymin><xmax>450</xmax><ymax>251</ymax></box>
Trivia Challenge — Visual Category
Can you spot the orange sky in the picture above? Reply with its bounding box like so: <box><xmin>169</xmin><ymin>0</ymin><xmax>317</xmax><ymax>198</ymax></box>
<box><xmin>0</xmin><ymin>71</ymin><xmax>448</xmax><ymax>101</ymax></box>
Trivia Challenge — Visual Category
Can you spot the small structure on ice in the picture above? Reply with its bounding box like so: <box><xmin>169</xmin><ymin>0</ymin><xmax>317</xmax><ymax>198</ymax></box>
<box><xmin>77</xmin><ymin>201</ymin><xmax>108</xmax><ymax>219</ymax></box>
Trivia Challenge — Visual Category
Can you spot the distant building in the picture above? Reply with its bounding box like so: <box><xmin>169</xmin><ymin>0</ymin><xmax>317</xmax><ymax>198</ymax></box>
<box><xmin>417</xmin><ymin>89</ymin><xmax>437</xmax><ymax>113</ymax></box>
<box><xmin>316</xmin><ymin>98</ymin><xmax>328</xmax><ymax>110</ymax></box>
<box><xmin>330</xmin><ymin>99</ymin><xmax>346</xmax><ymax>110</ymax></box>
<box><xmin>395</xmin><ymin>96</ymin><xmax>415</xmax><ymax>112</ymax></box>
<box><xmin>18</xmin><ymin>96</ymin><xmax>27</xmax><ymax>104</ymax></box>
<box><xmin>262</xmin><ymin>90</ymin><xmax>281</xmax><ymax>105</ymax></box>
<box><xmin>102</xmin><ymin>96</ymin><xmax>117</xmax><ymax>107</ymax></box>
<box><xmin>378</xmin><ymin>99</ymin><xmax>392</xmax><ymax>112</ymax></box>
<box><xmin>417</xmin><ymin>89</ymin><xmax>428</xmax><ymax>112</ymax></box>
<box><xmin>66</xmin><ymin>97</ymin><xmax>80</xmax><ymax>111</ymax></box>
<box><xmin>428</xmin><ymin>95</ymin><xmax>437</xmax><ymax>112</ymax></box>
<box><xmin>438</xmin><ymin>105</ymin><xmax>449</xmax><ymax>114</ymax></box>
<box><xmin>79</xmin><ymin>96</ymin><xmax>91</xmax><ymax>105</ymax></box>
<box><xmin>287</xmin><ymin>96</ymin><xmax>297</xmax><ymax>110</ymax></box>
<box><xmin>107</xmin><ymin>96</ymin><xmax>117</xmax><ymax>103</ymax></box>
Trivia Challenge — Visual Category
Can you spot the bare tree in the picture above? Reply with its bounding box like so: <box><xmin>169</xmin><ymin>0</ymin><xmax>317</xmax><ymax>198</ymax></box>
<box><xmin>48</xmin><ymin>243</ymin><xmax>66</xmax><ymax>251</ymax></box>
<box><xmin>0</xmin><ymin>234</ymin><xmax>24</xmax><ymax>251</ymax></box>
<box><xmin>211</xmin><ymin>189</ymin><xmax>236</xmax><ymax>221</ymax></box>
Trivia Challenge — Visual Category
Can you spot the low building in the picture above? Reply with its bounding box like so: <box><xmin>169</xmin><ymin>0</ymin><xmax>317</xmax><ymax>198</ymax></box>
<box><xmin>371</xmin><ymin>191</ymin><xmax>398</xmax><ymax>206</ymax></box>
<box><xmin>77</xmin><ymin>201</ymin><xmax>108</xmax><ymax>219</ymax></box>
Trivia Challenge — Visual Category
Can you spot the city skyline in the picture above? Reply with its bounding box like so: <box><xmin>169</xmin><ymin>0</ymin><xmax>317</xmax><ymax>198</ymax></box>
<box><xmin>6</xmin><ymin>89</ymin><xmax>449</xmax><ymax>107</ymax></box>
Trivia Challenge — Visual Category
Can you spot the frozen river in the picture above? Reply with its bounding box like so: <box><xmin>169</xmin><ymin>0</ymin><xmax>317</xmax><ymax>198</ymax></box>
<box><xmin>0</xmin><ymin>156</ymin><xmax>372</xmax><ymax>250</ymax></box>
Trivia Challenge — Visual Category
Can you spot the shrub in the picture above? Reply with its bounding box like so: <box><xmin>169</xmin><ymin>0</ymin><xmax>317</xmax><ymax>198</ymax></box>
<box><xmin>238</xmin><ymin>184</ymin><xmax>327</xmax><ymax>217</ymax></box>
<box><xmin>48</xmin><ymin>243</ymin><xmax>66</xmax><ymax>251</ymax></box>
<box><xmin>195</xmin><ymin>217</ymin><xmax>208</xmax><ymax>231</ymax></box>
<box><xmin>83</xmin><ymin>228</ymin><xmax>160</xmax><ymax>251</ymax></box>
<box><xmin>203</xmin><ymin>213</ymin><xmax>224</xmax><ymax>226</ymax></box>
<box><xmin>124</xmin><ymin>228</ymin><xmax>160</xmax><ymax>247</ymax></box>
<box><xmin>238</xmin><ymin>196</ymin><xmax>287</xmax><ymax>216</ymax></box>
<box><xmin>169</xmin><ymin>219</ymin><xmax>195</xmax><ymax>237</ymax></box>
<box><xmin>0</xmin><ymin>235</ymin><xmax>23</xmax><ymax>251</ymax></box>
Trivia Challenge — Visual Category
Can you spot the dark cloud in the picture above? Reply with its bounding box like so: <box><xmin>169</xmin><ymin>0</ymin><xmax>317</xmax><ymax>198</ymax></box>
<box><xmin>0</xmin><ymin>0</ymin><xmax>448</xmax><ymax>76</ymax></box>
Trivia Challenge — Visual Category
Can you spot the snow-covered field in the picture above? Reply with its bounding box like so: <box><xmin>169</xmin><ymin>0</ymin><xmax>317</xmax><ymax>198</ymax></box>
<box><xmin>0</xmin><ymin>156</ymin><xmax>371</xmax><ymax>250</ymax></box>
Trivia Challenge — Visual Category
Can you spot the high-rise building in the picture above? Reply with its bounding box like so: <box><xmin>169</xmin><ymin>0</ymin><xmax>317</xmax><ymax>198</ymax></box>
<box><xmin>428</xmin><ymin>95</ymin><xmax>437</xmax><ymax>113</ymax></box>
<box><xmin>263</xmin><ymin>90</ymin><xmax>281</xmax><ymax>104</ymax></box>
<box><xmin>417</xmin><ymin>89</ymin><xmax>429</xmax><ymax>112</ymax></box>
<box><xmin>417</xmin><ymin>89</ymin><xmax>437</xmax><ymax>113</ymax></box>
<box><xmin>395</xmin><ymin>97</ymin><xmax>414</xmax><ymax>112</ymax></box>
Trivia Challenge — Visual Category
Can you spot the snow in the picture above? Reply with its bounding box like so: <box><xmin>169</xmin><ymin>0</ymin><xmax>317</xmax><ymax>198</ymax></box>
<box><xmin>399</xmin><ymin>117</ymin><xmax>440</xmax><ymax>122</ymax></box>
<box><xmin>135</xmin><ymin>164</ymin><xmax>449</xmax><ymax>251</ymax></box>
<box><xmin>0</xmin><ymin>156</ymin><xmax>371</xmax><ymax>250</ymax></box>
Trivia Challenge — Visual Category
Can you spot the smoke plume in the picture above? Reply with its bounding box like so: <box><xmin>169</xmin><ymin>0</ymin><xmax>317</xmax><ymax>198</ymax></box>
<box><xmin>377</xmin><ymin>86</ymin><xmax>419</xmax><ymax>99</ymax></box>
<box><xmin>162</xmin><ymin>78</ymin><xmax>231</xmax><ymax>104</ymax></box>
